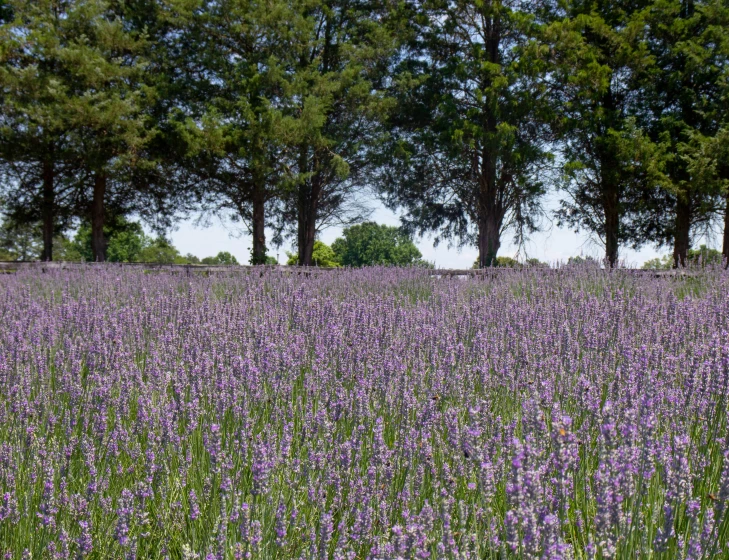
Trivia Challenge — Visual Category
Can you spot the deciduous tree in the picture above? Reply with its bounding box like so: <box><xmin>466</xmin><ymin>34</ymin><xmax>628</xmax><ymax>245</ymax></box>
<box><xmin>331</xmin><ymin>221</ymin><xmax>426</xmax><ymax>266</ymax></box>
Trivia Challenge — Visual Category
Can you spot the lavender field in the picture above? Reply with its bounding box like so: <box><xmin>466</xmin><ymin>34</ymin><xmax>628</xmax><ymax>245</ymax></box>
<box><xmin>1</xmin><ymin>267</ymin><xmax>729</xmax><ymax>559</ymax></box>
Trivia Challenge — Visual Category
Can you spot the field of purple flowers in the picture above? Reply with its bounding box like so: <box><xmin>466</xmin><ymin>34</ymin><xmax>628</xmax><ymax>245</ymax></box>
<box><xmin>1</xmin><ymin>267</ymin><xmax>729</xmax><ymax>559</ymax></box>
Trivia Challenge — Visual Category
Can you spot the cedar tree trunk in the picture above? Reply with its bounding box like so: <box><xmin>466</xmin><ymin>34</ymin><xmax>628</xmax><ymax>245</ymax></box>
<box><xmin>475</xmin><ymin>16</ymin><xmax>503</xmax><ymax>269</ymax></box>
<box><xmin>251</xmin><ymin>187</ymin><xmax>267</xmax><ymax>265</ymax></box>
<box><xmin>91</xmin><ymin>172</ymin><xmax>107</xmax><ymax>262</ymax></box>
<box><xmin>41</xmin><ymin>159</ymin><xmax>54</xmax><ymax>261</ymax></box>
<box><xmin>476</xmin><ymin>149</ymin><xmax>501</xmax><ymax>268</ymax></box>
<box><xmin>477</xmin><ymin>213</ymin><xmax>501</xmax><ymax>268</ymax></box>
<box><xmin>722</xmin><ymin>190</ymin><xmax>729</xmax><ymax>268</ymax></box>
<box><xmin>297</xmin><ymin>194</ymin><xmax>317</xmax><ymax>266</ymax></box>
<box><xmin>603</xmin><ymin>182</ymin><xmax>619</xmax><ymax>268</ymax></box>
<box><xmin>673</xmin><ymin>195</ymin><xmax>691</xmax><ymax>268</ymax></box>
<box><xmin>297</xmin><ymin>148</ymin><xmax>320</xmax><ymax>266</ymax></box>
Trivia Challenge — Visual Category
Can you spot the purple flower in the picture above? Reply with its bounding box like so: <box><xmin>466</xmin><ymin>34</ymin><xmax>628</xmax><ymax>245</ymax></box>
<box><xmin>115</xmin><ymin>489</ymin><xmax>135</xmax><ymax>547</ymax></box>
<box><xmin>189</xmin><ymin>489</ymin><xmax>200</xmax><ymax>521</ymax></box>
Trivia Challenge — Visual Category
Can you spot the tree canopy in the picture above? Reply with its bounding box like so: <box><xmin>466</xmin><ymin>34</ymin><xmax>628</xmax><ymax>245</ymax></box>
<box><xmin>1</xmin><ymin>0</ymin><xmax>727</xmax><ymax>267</ymax></box>
<box><xmin>286</xmin><ymin>241</ymin><xmax>341</xmax><ymax>267</ymax></box>
<box><xmin>376</xmin><ymin>0</ymin><xmax>554</xmax><ymax>267</ymax></box>
<box><xmin>331</xmin><ymin>222</ymin><xmax>428</xmax><ymax>267</ymax></box>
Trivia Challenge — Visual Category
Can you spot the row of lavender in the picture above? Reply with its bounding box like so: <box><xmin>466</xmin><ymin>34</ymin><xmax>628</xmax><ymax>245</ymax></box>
<box><xmin>0</xmin><ymin>268</ymin><xmax>728</xmax><ymax>558</ymax></box>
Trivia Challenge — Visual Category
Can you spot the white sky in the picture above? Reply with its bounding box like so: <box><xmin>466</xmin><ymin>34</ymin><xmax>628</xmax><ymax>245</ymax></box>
<box><xmin>166</xmin><ymin>193</ymin><xmax>679</xmax><ymax>268</ymax></box>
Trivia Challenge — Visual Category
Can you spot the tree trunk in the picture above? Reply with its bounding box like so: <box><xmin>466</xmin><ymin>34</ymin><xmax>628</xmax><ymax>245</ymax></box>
<box><xmin>474</xmin><ymin>16</ymin><xmax>503</xmax><ymax>269</ymax></box>
<box><xmin>603</xmin><ymin>197</ymin><xmax>619</xmax><ymax>268</ymax></box>
<box><xmin>673</xmin><ymin>195</ymin><xmax>691</xmax><ymax>268</ymax></box>
<box><xmin>91</xmin><ymin>172</ymin><xmax>107</xmax><ymax>262</ymax></box>
<box><xmin>41</xmin><ymin>159</ymin><xmax>54</xmax><ymax>261</ymax></box>
<box><xmin>723</xmin><ymin>191</ymin><xmax>729</xmax><ymax>268</ymax></box>
<box><xmin>476</xmin><ymin>142</ymin><xmax>500</xmax><ymax>267</ymax></box>
<box><xmin>477</xmin><ymin>218</ymin><xmax>500</xmax><ymax>268</ymax></box>
<box><xmin>296</xmin><ymin>147</ymin><xmax>320</xmax><ymax>266</ymax></box>
<box><xmin>602</xmin><ymin>176</ymin><xmax>620</xmax><ymax>268</ymax></box>
<box><xmin>297</xmin><ymin>194</ymin><xmax>317</xmax><ymax>266</ymax></box>
<box><xmin>250</xmin><ymin>187</ymin><xmax>266</xmax><ymax>265</ymax></box>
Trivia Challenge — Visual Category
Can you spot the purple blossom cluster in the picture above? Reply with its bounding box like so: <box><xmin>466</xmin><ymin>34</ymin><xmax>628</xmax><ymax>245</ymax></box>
<box><xmin>1</xmin><ymin>266</ymin><xmax>729</xmax><ymax>558</ymax></box>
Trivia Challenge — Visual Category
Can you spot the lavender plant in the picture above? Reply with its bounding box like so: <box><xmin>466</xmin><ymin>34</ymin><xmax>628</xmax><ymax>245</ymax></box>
<box><xmin>1</xmin><ymin>267</ymin><xmax>728</xmax><ymax>558</ymax></box>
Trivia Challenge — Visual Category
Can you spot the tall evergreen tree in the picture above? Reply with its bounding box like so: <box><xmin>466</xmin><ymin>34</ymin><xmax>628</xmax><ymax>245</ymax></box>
<box><xmin>0</xmin><ymin>0</ymin><xmax>82</xmax><ymax>260</ymax></box>
<box><xmin>113</xmin><ymin>0</ymin><xmax>199</xmax><ymax>237</ymax></box>
<box><xmin>638</xmin><ymin>0</ymin><xmax>729</xmax><ymax>267</ymax></box>
<box><xmin>277</xmin><ymin>0</ymin><xmax>397</xmax><ymax>266</ymax></box>
<box><xmin>163</xmin><ymin>0</ymin><xmax>294</xmax><ymax>264</ymax></box>
<box><xmin>376</xmin><ymin>0</ymin><xmax>553</xmax><ymax>267</ymax></box>
<box><xmin>64</xmin><ymin>0</ymin><xmax>155</xmax><ymax>262</ymax></box>
<box><xmin>1</xmin><ymin>0</ymin><xmax>159</xmax><ymax>262</ymax></box>
<box><xmin>547</xmin><ymin>0</ymin><xmax>663</xmax><ymax>267</ymax></box>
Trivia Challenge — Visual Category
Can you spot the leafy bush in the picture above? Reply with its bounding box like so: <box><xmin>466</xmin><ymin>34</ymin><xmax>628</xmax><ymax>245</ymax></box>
<box><xmin>201</xmin><ymin>251</ymin><xmax>239</xmax><ymax>265</ymax></box>
<box><xmin>642</xmin><ymin>255</ymin><xmax>673</xmax><ymax>270</ymax></box>
<box><xmin>331</xmin><ymin>222</ymin><xmax>427</xmax><ymax>267</ymax></box>
<box><xmin>472</xmin><ymin>255</ymin><xmax>526</xmax><ymax>268</ymax></box>
<box><xmin>642</xmin><ymin>246</ymin><xmax>723</xmax><ymax>269</ymax></box>
<box><xmin>287</xmin><ymin>241</ymin><xmax>341</xmax><ymax>267</ymax></box>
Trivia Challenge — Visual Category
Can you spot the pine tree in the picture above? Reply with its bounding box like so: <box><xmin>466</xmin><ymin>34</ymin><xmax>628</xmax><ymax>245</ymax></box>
<box><xmin>0</xmin><ymin>0</ymin><xmax>158</xmax><ymax>262</ymax></box>
<box><xmin>63</xmin><ymin>0</ymin><xmax>155</xmax><ymax>261</ymax></box>
<box><xmin>547</xmin><ymin>0</ymin><xmax>663</xmax><ymax>268</ymax></box>
<box><xmin>276</xmin><ymin>0</ymin><xmax>397</xmax><ymax>266</ymax></box>
<box><xmin>163</xmin><ymin>0</ymin><xmax>295</xmax><ymax>265</ymax></box>
<box><xmin>638</xmin><ymin>0</ymin><xmax>729</xmax><ymax>267</ymax></box>
<box><xmin>0</xmin><ymin>0</ymin><xmax>80</xmax><ymax>260</ymax></box>
<box><xmin>376</xmin><ymin>0</ymin><xmax>553</xmax><ymax>267</ymax></box>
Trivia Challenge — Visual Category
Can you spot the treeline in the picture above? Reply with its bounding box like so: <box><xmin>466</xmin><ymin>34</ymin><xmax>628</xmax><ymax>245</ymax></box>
<box><xmin>0</xmin><ymin>0</ymin><xmax>727</xmax><ymax>268</ymax></box>
<box><xmin>0</xmin><ymin>215</ymin><xmax>241</xmax><ymax>263</ymax></box>
<box><xmin>0</xmin><ymin>216</ymin><xmax>431</xmax><ymax>267</ymax></box>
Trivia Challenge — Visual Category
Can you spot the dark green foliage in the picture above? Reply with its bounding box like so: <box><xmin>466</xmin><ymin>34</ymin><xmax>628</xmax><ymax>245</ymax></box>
<box><xmin>1</xmin><ymin>0</ymin><xmax>728</xmax><ymax>266</ymax></box>
<box><xmin>201</xmin><ymin>252</ymin><xmax>239</xmax><ymax>266</ymax></box>
<box><xmin>377</xmin><ymin>0</ymin><xmax>553</xmax><ymax>268</ymax></box>
<box><xmin>165</xmin><ymin>0</ymin><xmax>292</xmax><ymax>265</ymax></box>
<box><xmin>0</xmin><ymin>0</ymin><xmax>12</xmax><ymax>23</ymax></box>
<box><xmin>0</xmin><ymin>0</ymin><xmax>84</xmax><ymax>261</ymax></box>
<box><xmin>636</xmin><ymin>0</ymin><xmax>729</xmax><ymax>267</ymax></box>
<box><xmin>272</xmin><ymin>0</ymin><xmax>399</xmax><ymax>266</ymax></box>
<box><xmin>331</xmin><ymin>222</ymin><xmax>427</xmax><ymax>267</ymax></box>
<box><xmin>547</xmin><ymin>0</ymin><xmax>667</xmax><ymax>268</ymax></box>
<box><xmin>0</xmin><ymin>0</ymin><xmax>186</xmax><ymax>262</ymax></box>
<box><xmin>286</xmin><ymin>241</ymin><xmax>340</xmax><ymax>267</ymax></box>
